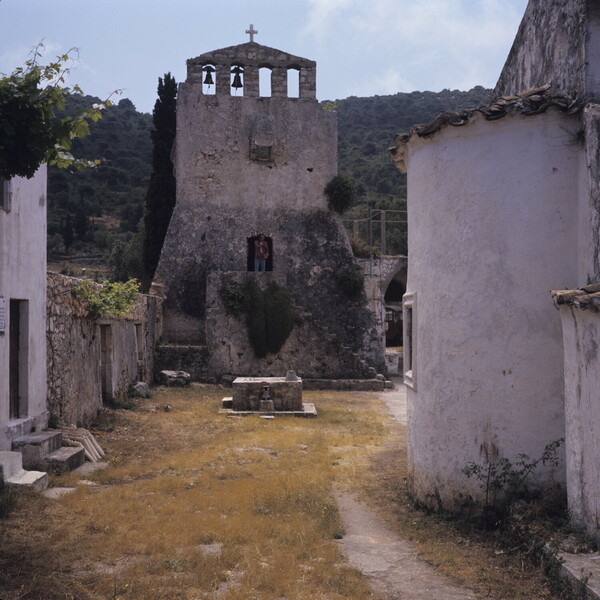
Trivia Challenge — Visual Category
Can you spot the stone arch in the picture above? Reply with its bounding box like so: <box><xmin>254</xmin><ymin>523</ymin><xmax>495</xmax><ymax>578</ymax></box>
<box><xmin>383</xmin><ymin>267</ymin><xmax>406</xmax><ymax>346</ymax></box>
<box><xmin>356</xmin><ymin>256</ymin><xmax>407</xmax><ymax>349</ymax></box>
<box><xmin>259</xmin><ymin>65</ymin><xmax>273</xmax><ymax>97</ymax></box>
<box><xmin>287</xmin><ymin>66</ymin><xmax>300</xmax><ymax>98</ymax></box>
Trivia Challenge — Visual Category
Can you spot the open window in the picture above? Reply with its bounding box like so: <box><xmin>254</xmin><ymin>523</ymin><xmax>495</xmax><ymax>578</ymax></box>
<box><xmin>259</xmin><ymin>67</ymin><xmax>272</xmax><ymax>97</ymax></box>
<box><xmin>402</xmin><ymin>292</ymin><xmax>416</xmax><ymax>389</ymax></box>
<box><xmin>0</xmin><ymin>178</ymin><xmax>11</xmax><ymax>212</ymax></box>
<box><xmin>287</xmin><ymin>67</ymin><xmax>300</xmax><ymax>98</ymax></box>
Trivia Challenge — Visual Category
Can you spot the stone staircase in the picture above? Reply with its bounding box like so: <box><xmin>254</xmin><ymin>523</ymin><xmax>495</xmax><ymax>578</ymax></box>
<box><xmin>11</xmin><ymin>431</ymin><xmax>86</xmax><ymax>473</ymax></box>
<box><xmin>0</xmin><ymin>451</ymin><xmax>48</xmax><ymax>492</ymax></box>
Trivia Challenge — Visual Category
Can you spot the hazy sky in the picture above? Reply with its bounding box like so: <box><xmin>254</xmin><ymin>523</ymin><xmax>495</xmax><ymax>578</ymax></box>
<box><xmin>0</xmin><ymin>0</ymin><xmax>528</xmax><ymax>113</ymax></box>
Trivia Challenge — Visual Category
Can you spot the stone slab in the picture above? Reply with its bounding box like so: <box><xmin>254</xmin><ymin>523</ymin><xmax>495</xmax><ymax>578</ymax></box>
<box><xmin>220</xmin><ymin>402</ymin><xmax>316</xmax><ymax>418</ymax></box>
<box><xmin>42</xmin><ymin>487</ymin><xmax>76</xmax><ymax>499</ymax></box>
<box><xmin>232</xmin><ymin>376</ymin><xmax>303</xmax><ymax>411</ymax></box>
<box><xmin>6</xmin><ymin>469</ymin><xmax>48</xmax><ymax>493</ymax></box>
<box><xmin>71</xmin><ymin>461</ymin><xmax>109</xmax><ymax>475</ymax></box>
<box><xmin>559</xmin><ymin>550</ymin><xmax>600</xmax><ymax>599</ymax></box>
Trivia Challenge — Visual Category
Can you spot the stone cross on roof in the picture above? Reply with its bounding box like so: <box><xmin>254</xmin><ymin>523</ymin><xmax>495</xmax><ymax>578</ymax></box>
<box><xmin>246</xmin><ymin>24</ymin><xmax>258</xmax><ymax>42</ymax></box>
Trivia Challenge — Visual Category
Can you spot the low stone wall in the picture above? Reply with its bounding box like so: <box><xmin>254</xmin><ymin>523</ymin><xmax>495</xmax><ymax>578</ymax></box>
<box><xmin>47</xmin><ymin>273</ymin><xmax>162</xmax><ymax>427</ymax></box>
<box><xmin>302</xmin><ymin>379</ymin><xmax>386</xmax><ymax>391</ymax></box>
<box><xmin>155</xmin><ymin>344</ymin><xmax>210</xmax><ymax>381</ymax></box>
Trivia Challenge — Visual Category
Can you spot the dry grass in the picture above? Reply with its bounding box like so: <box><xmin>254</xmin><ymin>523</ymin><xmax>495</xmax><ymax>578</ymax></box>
<box><xmin>358</xmin><ymin>419</ymin><xmax>562</xmax><ymax>600</ymax></box>
<box><xmin>0</xmin><ymin>386</ymin><xmax>385</xmax><ymax>600</ymax></box>
<box><xmin>0</xmin><ymin>385</ymin><xmax>562</xmax><ymax>599</ymax></box>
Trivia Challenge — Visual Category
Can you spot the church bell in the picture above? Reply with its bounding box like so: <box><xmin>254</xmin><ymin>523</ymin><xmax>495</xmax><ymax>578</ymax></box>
<box><xmin>203</xmin><ymin>66</ymin><xmax>215</xmax><ymax>86</ymax></box>
<box><xmin>231</xmin><ymin>66</ymin><xmax>244</xmax><ymax>89</ymax></box>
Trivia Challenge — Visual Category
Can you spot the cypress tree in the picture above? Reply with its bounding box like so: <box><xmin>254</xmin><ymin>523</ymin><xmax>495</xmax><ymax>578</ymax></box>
<box><xmin>142</xmin><ymin>73</ymin><xmax>177</xmax><ymax>290</ymax></box>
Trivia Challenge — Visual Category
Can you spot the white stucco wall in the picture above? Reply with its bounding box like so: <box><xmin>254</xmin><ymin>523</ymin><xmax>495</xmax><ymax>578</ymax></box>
<box><xmin>404</xmin><ymin>111</ymin><xmax>580</xmax><ymax>509</ymax></box>
<box><xmin>0</xmin><ymin>167</ymin><xmax>48</xmax><ymax>450</ymax></box>
<box><xmin>558</xmin><ymin>305</ymin><xmax>600</xmax><ymax>540</ymax></box>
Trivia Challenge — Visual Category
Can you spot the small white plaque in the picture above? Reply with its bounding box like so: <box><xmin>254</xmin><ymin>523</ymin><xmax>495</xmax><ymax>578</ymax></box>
<box><xmin>0</xmin><ymin>297</ymin><xmax>5</xmax><ymax>334</ymax></box>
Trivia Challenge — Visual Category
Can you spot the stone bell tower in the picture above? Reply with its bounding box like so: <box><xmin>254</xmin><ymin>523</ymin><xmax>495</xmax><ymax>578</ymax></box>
<box><xmin>156</xmin><ymin>31</ymin><xmax>385</xmax><ymax>379</ymax></box>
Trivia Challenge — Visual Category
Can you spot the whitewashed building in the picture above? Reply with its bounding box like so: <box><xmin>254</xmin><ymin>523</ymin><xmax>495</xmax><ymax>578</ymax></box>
<box><xmin>392</xmin><ymin>0</ymin><xmax>600</xmax><ymax>539</ymax></box>
<box><xmin>0</xmin><ymin>168</ymin><xmax>49</xmax><ymax>450</ymax></box>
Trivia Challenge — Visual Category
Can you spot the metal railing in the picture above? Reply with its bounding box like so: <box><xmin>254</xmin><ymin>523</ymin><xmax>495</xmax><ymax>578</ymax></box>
<box><xmin>343</xmin><ymin>208</ymin><xmax>407</xmax><ymax>256</ymax></box>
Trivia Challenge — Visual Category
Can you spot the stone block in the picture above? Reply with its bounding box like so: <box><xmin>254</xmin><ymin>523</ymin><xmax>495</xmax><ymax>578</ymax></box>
<box><xmin>43</xmin><ymin>446</ymin><xmax>86</xmax><ymax>473</ymax></box>
<box><xmin>232</xmin><ymin>377</ymin><xmax>303</xmax><ymax>411</ymax></box>
<box><xmin>12</xmin><ymin>431</ymin><xmax>63</xmax><ymax>469</ymax></box>
<box><xmin>131</xmin><ymin>381</ymin><xmax>150</xmax><ymax>397</ymax></box>
<box><xmin>159</xmin><ymin>370</ymin><xmax>191</xmax><ymax>386</ymax></box>
<box><xmin>0</xmin><ymin>451</ymin><xmax>48</xmax><ymax>492</ymax></box>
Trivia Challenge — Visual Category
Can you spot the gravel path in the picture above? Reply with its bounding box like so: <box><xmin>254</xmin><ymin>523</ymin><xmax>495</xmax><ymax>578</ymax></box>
<box><xmin>335</xmin><ymin>382</ymin><xmax>479</xmax><ymax>600</ymax></box>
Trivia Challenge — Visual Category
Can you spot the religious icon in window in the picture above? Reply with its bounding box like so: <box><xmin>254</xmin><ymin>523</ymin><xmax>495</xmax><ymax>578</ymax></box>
<box><xmin>247</xmin><ymin>234</ymin><xmax>273</xmax><ymax>272</ymax></box>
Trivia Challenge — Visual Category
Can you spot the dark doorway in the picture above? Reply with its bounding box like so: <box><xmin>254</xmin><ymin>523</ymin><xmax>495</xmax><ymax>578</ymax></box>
<box><xmin>384</xmin><ymin>279</ymin><xmax>405</xmax><ymax>303</ymax></box>
<box><xmin>9</xmin><ymin>299</ymin><xmax>28</xmax><ymax>420</ymax></box>
<box><xmin>247</xmin><ymin>235</ymin><xmax>273</xmax><ymax>272</ymax></box>
<box><xmin>100</xmin><ymin>324</ymin><xmax>113</xmax><ymax>403</ymax></box>
<box><xmin>384</xmin><ymin>274</ymin><xmax>406</xmax><ymax>347</ymax></box>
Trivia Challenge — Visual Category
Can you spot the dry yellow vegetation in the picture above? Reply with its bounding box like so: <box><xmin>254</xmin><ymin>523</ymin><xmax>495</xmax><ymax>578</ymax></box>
<box><xmin>0</xmin><ymin>387</ymin><xmax>386</xmax><ymax>600</ymax></box>
<box><xmin>0</xmin><ymin>385</ymin><xmax>561</xmax><ymax>600</ymax></box>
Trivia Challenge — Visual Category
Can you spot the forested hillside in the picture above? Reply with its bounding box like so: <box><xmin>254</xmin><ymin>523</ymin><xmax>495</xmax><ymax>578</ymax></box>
<box><xmin>47</xmin><ymin>95</ymin><xmax>152</xmax><ymax>259</ymax></box>
<box><xmin>46</xmin><ymin>86</ymin><xmax>492</xmax><ymax>270</ymax></box>
<box><xmin>335</xmin><ymin>86</ymin><xmax>492</xmax><ymax>254</ymax></box>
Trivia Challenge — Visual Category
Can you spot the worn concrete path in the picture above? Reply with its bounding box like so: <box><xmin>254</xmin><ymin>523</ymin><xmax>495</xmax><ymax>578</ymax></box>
<box><xmin>335</xmin><ymin>382</ymin><xmax>479</xmax><ymax>600</ymax></box>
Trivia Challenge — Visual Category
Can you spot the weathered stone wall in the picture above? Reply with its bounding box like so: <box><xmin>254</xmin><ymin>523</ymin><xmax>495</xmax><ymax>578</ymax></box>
<box><xmin>493</xmin><ymin>0</ymin><xmax>589</xmax><ymax>99</ymax></box>
<box><xmin>356</xmin><ymin>256</ymin><xmax>407</xmax><ymax>351</ymax></box>
<box><xmin>47</xmin><ymin>273</ymin><xmax>162</xmax><ymax>427</ymax></box>
<box><xmin>202</xmin><ymin>271</ymin><xmax>380</xmax><ymax>379</ymax></box>
<box><xmin>494</xmin><ymin>2</ymin><xmax>600</xmax><ymax>283</ymax></box>
<box><xmin>581</xmin><ymin>104</ymin><xmax>600</xmax><ymax>283</ymax></box>
<box><xmin>156</xmin><ymin>44</ymin><xmax>385</xmax><ymax>378</ymax></box>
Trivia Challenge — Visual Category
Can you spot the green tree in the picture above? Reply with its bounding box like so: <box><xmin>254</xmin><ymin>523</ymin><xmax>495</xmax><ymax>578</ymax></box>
<box><xmin>0</xmin><ymin>45</ymin><xmax>109</xmax><ymax>180</ymax></box>
<box><xmin>325</xmin><ymin>174</ymin><xmax>356</xmax><ymax>213</ymax></box>
<box><xmin>142</xmin><ymin>73</ymin><xmax>177</xmax><ymax>290</ymax></box>
<box><xmin>73</xmin><ymin>203</ymin><xmax>89</xmax><ymax>240</ymax></box>
<box><xmin>62</xmin><ymin>215</ymin><xmax>74</xmax><ymax>252</ymax></box>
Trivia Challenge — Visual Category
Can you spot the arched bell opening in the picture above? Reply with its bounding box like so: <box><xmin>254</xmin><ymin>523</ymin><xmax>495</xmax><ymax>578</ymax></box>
<box><xmin>259</xmin><ymin>66</ymin><xmax>272</xmax><ymax>97</ymax></box>
<box><xmin>230</xmin><ymin>65</ymin><xmax>244</xmax><ymax>95</ymax></box>
<box><xmin>202</xmin><ymin>64</ymin><xmax>216</xmax><ymax>95</ymax></box>
<box><xmin>384</xmin><ymin>271</ymin><xmax>406</xmax><ymax>347</ymax></box>
<box><xmin>287</xmin><ymin>67</ymin><xmax>300</xmax><ymax>98</ymax></box>
<box><xmin>247</xmin><ymin>235</ymin><xmax>273</xmax><ymax>272</ymax></box>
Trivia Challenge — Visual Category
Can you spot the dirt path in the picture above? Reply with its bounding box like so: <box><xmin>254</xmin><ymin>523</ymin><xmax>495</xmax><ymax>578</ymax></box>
<box><xmin>335</xmin><ymin>382</ymin><xmax>479</xmax><ymax>600</ymax></box>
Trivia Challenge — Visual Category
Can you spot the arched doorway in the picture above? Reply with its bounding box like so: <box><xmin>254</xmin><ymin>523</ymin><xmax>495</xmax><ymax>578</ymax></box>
<box><xmin>384</xmin><ymin>271</ymin><xmax>406</xmax><ymax>346</ymax></box>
